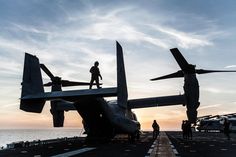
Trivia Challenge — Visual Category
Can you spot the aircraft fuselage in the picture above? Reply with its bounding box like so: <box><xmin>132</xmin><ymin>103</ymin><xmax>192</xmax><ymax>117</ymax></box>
<box><xmin>73</xmin><ymin>97</ymin><xmax>140</xmax><ymax>140</ymax></box>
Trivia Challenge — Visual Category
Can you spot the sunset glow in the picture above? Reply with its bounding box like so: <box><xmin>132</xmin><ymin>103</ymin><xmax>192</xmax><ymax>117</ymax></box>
<box><xmin>1</xmin><ymin>0</ymin><xmax>236</xmax><ymax>131</ymax></box>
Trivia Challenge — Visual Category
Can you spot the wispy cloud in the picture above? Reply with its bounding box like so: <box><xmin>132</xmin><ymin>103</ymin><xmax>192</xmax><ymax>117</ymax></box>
<box><xmin>77</xmin><ymin>8</ymin><xmax>170</xmax><ymax>49</ymax></box>
<box><xmin>146</xmin><ymin>24</ymin><xmax>213</xmax><ymax>49</ymax></box>
<box><xmin>74</xmin><ymin>6</ymin><xmax>220</xmax><ymax>50</ymax></box>
<box><xmin>0</xmin><ymin>0</ymin><xmax>235</xmax><ymax>129</ymax></box>
<box><xmin>225</xmin><ymin>65</ymin><xmax>236</xmax><ymax>68</ymax></box>
<box><xmin>201</xmin><ymin>87</ymin><xmax>236</xmax><ymax>94</ymax></box>
<box><xmin>198</xmin><ymin>104</ymin><xmax>222</xmax><ymax>110</ymax></box>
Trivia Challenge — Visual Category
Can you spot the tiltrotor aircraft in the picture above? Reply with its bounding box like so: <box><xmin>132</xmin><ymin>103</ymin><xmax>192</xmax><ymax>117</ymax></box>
<box><xmin>20</xmin><ymin>42</ymin><xmax>186</xmax><ymax>141</ymax></box>
<box><xmin>151</xmin><ymin>48</ymin><xmax>236</xmax><ymax>123</ymax></box>
<box><xmin>195</xmin><ymin>113</ymin><xmax>236</xmax><ymax>132</ymax></box>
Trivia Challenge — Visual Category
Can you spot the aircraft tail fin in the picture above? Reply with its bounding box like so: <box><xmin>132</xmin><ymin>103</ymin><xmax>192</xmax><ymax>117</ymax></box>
<box><xmin>20</xmin><ymin>53</ymin><xmax>45</xmax><ymax>113</ymax></box>
<box><xmin>116</xmin><ymin>41</ymin><xmax>128</xmax><ymax>109</ymax></box>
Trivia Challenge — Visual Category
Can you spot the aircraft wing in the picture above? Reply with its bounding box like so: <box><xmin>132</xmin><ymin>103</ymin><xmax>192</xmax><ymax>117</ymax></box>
<box><xmin>128</xmin><ymin>95</ymin><xmax>185</xmax><ymax>109</ymax></box>
<box><xmin>21</xmin><ymin>87</ymin><xmax>117</xmax><ymax>101</ymax></box>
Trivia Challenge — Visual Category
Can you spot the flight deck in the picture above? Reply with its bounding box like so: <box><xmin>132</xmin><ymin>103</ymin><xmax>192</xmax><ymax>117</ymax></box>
<box><xmin>1</xmin><ymin>131</ymin><xmax>236</xmax><ymax>157</ymax></box>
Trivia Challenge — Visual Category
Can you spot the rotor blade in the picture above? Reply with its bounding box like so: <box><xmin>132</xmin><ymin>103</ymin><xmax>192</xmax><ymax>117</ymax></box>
<box><xmin>43</xmin><ymin>82</ymin><xmax>53</xmax><ymax>86</ymax></box>
<box><xmin>61</xmin><ymin>80</ymin><xmax>102</xmax><ymax>87</ymax></box>
<box><xmin>150</xmin><ymin>70</ymin><xmax>184</xmax><ymax>81</ymax></box>
<box><xmin>40</xmin><ymin>64</ymin><xmax>54</xmax><ymax>79</ymax></box>
<box><xmin>170</xmin><ymin>48</ymin><xmax>190</xmax><ymax>71</ymax></box>
<box><xmin>196</xmin><ymin>69</ymin><xmax>236</xmax><ymax>74</ymax></box>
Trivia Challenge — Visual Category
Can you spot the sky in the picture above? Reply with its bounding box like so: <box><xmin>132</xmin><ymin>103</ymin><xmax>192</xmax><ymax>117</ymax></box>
<box><xmin>0</xmin><ymin>0</ymin><xmax>236</xmax><ymax>130</ymax></box>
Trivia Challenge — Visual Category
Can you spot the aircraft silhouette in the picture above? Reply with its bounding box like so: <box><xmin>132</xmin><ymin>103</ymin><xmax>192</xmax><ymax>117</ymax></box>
<box><xmin>195</xmin><ymin>113</ymin><xmax>236</xmax><ymax>132</ymax></box>
<box><xmin>20</xmin><ymin>42</ymin><xmax>186</xmax><ymax>141</ymax></box>
<box><xmin>197</xmin><ymin>113</ymin><xmax>236</xmax><ymax>122</ymax></box>
<box><xmin>151</xmin><ymin>48</ymin><xmax>236</xmax><ymax>123</ymax></box>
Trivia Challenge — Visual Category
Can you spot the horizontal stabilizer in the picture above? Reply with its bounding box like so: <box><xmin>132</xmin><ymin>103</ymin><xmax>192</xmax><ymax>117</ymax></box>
<box><xmin>21</xmin><ymin>87</ymin><xmax>117</xmax><ymax>101</ymax></box>
<box><xmin>128</xmin><ymin>95</ymin><xmax>186</xmax><ymax>109</ymax></box>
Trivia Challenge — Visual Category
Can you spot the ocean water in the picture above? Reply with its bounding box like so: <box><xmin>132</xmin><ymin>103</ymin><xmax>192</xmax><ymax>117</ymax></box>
<box><xmin>0</xmin><ymin>128</ymin><xmax>84</xmax><ymax>148</ymax></box>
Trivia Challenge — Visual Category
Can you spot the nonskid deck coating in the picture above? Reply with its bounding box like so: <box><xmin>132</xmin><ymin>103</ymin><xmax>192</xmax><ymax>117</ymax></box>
<box><xmin>1</xmin><ymin>131</ymin><xmax>236</xmax><ymax>157</ymax></box>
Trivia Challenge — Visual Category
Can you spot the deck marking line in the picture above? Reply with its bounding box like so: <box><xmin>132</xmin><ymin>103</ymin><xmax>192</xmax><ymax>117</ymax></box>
<box><xmin>147</xmin><ymin>148</ymin><xmax>153</xmax><ymax>154</ymax></box>
<box><xmin>173</xmin><ymin>149</ymin><xmax>179</xmax><ymax>155</ymax></box>
<box><xmin>51</xmin><ymin>147</ymin><xmax>96</xmax><ymax>157</ymax></box>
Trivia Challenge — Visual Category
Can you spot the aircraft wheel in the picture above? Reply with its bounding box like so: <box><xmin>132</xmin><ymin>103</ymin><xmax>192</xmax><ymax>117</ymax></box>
<box><xmin>128</xmin><ymin>134</ymin><xmax>135</xmax><ymax>143</ymax></box>
<box><xmin>136</xmin><ymin>131</ymin><xmax>140</xmax><ymax>140</ymax></box>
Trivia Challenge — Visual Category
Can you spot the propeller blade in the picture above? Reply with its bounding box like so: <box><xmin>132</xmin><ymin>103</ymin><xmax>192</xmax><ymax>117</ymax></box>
<box><xmin>170</xmin><ymin>48</ymin><xmax>190</xmax><ymax>71</ymax></box>
<box><xmin>150</xmin><ymin>70</ymin><xmax>184</xmax><ymax>81</ymax></box>
<box><xmin>44</xmin><ymin>82</ymin><xmax>53</xmax><ymax>86</ymax></box>
<box><xmin>40</xmin><ymin>64</ymin><xmax>54</xmax><ymax>79</ymax></box>
<box><xmin>196</xmin><ymin>69</ymin><xmax>236</xmax><ymax>74</ymax></box>
<box><xmin>61</xmin><ymin>80</ymin><xmax>102</xmax><ymax>87</ymax></box>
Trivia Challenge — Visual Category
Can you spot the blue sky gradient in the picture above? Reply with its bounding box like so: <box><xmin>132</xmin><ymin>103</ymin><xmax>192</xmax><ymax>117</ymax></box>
<box><xmin>0</xmin><ymin>0</ymin><xmax>236</xmax><ymax>130</ymax></box>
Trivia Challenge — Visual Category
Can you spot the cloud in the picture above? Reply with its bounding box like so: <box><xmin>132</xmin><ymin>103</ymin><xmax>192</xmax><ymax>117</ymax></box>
<box><xmin>0</xmin><ymin>1</ymin><xmax>234</xmax><ymax>130</ymax></box>
<box><xmin>146</xmin><ymin>24</ymin><xmax>213</xmax><ymax>49</ymax></box>
<box><xmin>10</xmin><ymin>22</ymin><xmax>51</xmax><ymax>35</ymax></box>
<box><xmin>77</xmin><ymin>9</ymin><xmax>170</xmax><ymax>48</ymax></box>
<box><xmin>75</xmin><ymin>6</ymin><xmax>219</xmax><ymax>50</ymax></box>
<box><xmin>225</xmin><ymin>65</ymin><xmax>236</xmax><ymax>68</ymax></box>
<box><xmin>201</xmin><ymin>87</ymin><xmax>236</xmax><ymax>94</ymax></box>
<box><xmin>198</xmin><ymin>104</ymin><xmax>222</xmax><ymax>110</ymax></box>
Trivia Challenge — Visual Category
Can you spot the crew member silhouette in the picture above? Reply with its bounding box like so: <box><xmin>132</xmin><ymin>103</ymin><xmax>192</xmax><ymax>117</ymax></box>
<box><xmin>89</xmin><ymin>61</ymin><xmax>102</xmax><ymax>89</ymax></box>
<box><xmin>223</xmin><ymin>118</ymin><xmax>231</xmax><ymax>140</ymax></box>
<box><xmin>182</xmin><ymin>120</ymin><xmax>192</xmax><ymax>140</ymax></box>
<box><xmin>182</xmin><ymin>120</ymin><xmax>187</xmax><ymax>139</ymax></box>
<box><xmin>152</xmin><ymin>120</ymin><xmax>160</xmax><ymax>139</ymax></box>
<box><xmin>186</xmin><ymin>120</ymin><xmax>192</xmax><ymax>140</ymax></box>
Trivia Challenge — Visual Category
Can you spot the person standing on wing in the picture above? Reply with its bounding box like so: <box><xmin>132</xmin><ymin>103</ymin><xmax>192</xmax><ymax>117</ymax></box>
<box><xmin>89</xmin><ymin>61</ymin><xmax>102</xmax><ymax>89</ymax></box>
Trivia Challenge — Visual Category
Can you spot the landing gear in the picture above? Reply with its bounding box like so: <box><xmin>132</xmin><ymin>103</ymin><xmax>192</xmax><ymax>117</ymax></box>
<box><xmin>136</xmin><ymin>131</ymin><xmax>140</xmax><ymax>140</ymax></box>
<box><xmin>128</xmin><ymin>134</ymin><xmax>135</xmax><ymax>143</ymax></box>
<box><xmin>128</xmin><ymin>131</ymin><xmax>140</xmax><ymax>143</ymax></box>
